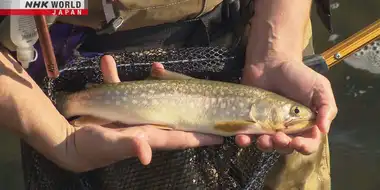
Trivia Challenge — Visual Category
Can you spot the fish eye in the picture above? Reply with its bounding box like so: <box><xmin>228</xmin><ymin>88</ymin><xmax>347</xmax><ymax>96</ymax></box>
<box><xmin>291</xmin><ymin>106</ymin><xmax>301</xmax><ymax>115</ymax></box>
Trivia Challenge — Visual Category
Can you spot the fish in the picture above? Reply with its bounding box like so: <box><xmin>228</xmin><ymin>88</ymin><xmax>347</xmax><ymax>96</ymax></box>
<box><xmin>55</xmin><ymin>65</ymin><xmax>316</xmax><ymax>137</ymax></box>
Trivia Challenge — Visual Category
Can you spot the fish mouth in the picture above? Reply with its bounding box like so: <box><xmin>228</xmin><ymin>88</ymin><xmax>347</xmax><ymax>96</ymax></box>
<box><xmin>283</xmin><ymin>119</ymin><xmax>315</xmax><ymax>134</ymax></box>
<box><xmin>285</xmin><ymin>118</ymin><xmax>312</xmax><ymax>126</ymax></box>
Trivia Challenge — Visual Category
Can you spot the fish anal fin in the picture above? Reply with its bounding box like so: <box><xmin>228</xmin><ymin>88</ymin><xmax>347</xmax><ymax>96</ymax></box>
<box><xmin>148</xmin><ymin>62</ymin><xmax>194</xmax><ymax>80</ymax></box>
<box><xmin>213</xmin><ymin>120</ymin><xmax>256</xmax><ymax>133</ymax></box>
<box><xmin>150</xmin><ymin>124</ymin><xmax>175</xmax><ymax>131</ymax></box>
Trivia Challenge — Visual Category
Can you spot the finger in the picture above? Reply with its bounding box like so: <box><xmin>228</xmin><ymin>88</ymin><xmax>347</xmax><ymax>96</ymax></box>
<box><xmin>129</xmin><ymin>133</ymin><xmax>152</xmax><ymax>165</ymax></box>
<box><xmin>150</xmin><ymin>62</ymin><xmax>165</xmax><ymax>78</ymax></box>
<box><xmin>314</xmin><ymin>78</ymin><xmax>338</xmax><ymax>134</ymax></box>
<box><xmin>290</xmin><ymin>126</ymin><xmax>321</xmax><ymax>155</ymax></box>
<box><xmin>100</xmin><ymin>55</ymin><xmax>121</xmax><ymax>83</ymax></box>
<box><xmin>130</xmin><ymin>126</ymin><xmax>224</xmax><ymax>149</ymax></box>
<box><xmin>235</xmin><ymin>135</ymin><xmax>252</xmax><ymax>147</ymax></box>
<box><xmin>150</xmin><ymin>62</ymin><xmax>193</xmax><ymax>80</ymax></box>
<box><xmin>256</xmin><ymin>135</ymin><xmax>274</xmax><ymax>152</ymax></box>
<box><xmin>152</xmin><ymin>62</ymin><xmax>165</xmax><ymax>70</ymax></box>
<box><xmin>272</xmin><ymin>132</ymin><xmax>293</xmax><ymax>154</ymax></box>
<box><xmin>316</xmin><ymin>104</ymin><xmax>337</xmax><ymax>134</ymax></box>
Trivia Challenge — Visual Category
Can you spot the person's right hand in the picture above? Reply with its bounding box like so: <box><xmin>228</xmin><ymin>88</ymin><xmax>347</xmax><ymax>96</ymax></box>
<box><xmin>0</xmin><ymin>50</ymin><xmax>223</xmax><ymax>173</ymax></box>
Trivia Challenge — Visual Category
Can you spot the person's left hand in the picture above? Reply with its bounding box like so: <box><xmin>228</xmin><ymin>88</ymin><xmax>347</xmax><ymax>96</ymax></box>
<box><xmin>236</xmin><ymin>56</ymin><xmax>338</xmax><ymax>155</ymax></box>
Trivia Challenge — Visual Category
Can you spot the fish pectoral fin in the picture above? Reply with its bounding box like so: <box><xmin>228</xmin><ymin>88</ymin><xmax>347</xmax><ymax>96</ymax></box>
<box><xmin>148</xmin><ymin>62</ymin><xmax>194</xmax><ymax>80</ymax></box>
<box><xmin>71</xmin><ymin>115</ymin><xmax>113</xmax><ymax>126</ymax></box>
<box><xmin>213</xmin><ymin>120</ymin><xmax>256</xmax><ymax>133</ymax></box>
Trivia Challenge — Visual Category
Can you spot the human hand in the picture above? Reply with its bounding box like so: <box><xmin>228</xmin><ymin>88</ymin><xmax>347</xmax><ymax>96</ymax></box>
<box><xmin>62</xmin><ymin>55</ymin><xmax>223</xmax><ymax>172</ymax></box>
<box><xmin>236</xmin><ymin>58</ymin><xmax>338</xmax><ymax>155</ymax></box>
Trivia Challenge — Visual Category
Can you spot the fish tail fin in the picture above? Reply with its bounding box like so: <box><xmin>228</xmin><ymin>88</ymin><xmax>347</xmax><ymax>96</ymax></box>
<box><xmin>54</xmin><ymin>91</ymin><xmax>70</xmax><ymax>117</ymax></box>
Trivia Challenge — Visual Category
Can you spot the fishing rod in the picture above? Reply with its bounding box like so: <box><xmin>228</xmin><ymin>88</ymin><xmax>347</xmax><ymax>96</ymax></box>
<box><xmin>304</xmin><ymin>19</ymin><xmax>380</xmax><ymax>74</ymax></box>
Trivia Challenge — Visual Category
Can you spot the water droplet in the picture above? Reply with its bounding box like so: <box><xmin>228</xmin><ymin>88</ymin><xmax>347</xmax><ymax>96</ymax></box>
<box><xmin>328</xmin><ymin>34</ymin><xmax>339</xmax><ymax>42</ymax></box>
<box><xmin>330</xmin><ymin>2</ymin><xmax>340</xmax><ymax>9</ymax></box>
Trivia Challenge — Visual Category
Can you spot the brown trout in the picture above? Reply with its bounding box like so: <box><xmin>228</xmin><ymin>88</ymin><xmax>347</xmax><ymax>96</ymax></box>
<box><xmin>56</xmin><ymin>70</ymin><xmax>316</xmax><ymax>136</ymax></box>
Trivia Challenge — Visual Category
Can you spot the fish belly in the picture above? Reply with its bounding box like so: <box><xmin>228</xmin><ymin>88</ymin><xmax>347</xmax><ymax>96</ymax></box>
<box><xmin>64</xmin><ymin>93</ymin><xmax>254</xmax><ymax>136</ymax></box>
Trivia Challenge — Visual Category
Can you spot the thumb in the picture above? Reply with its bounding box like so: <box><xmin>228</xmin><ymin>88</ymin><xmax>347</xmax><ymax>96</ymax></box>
<box><xmin>123</xmin><ymin>132</ymin><xmax>152</xmax><ymax>165</ymax></box>
<box><xmin>71</xmin><ymin>124</ymin><xmax>152</xmax><ymax>171</ymax></box>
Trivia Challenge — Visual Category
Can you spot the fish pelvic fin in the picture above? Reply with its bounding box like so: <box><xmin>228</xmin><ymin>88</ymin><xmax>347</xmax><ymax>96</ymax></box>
<box><xmin>150</xmin><ymin>124</ymin><xmax>175</xmax><ymax>131</ymax></box>
<box><xmin>148</xmin><ymin>62</ymin><xmax>194</xmax><ymax>80</ymax></box>
<box><xmin>71</xmin><ymin>115</ymin><xmax>113</xmax><ymax>127</ymax></box>
<box><xmin>213</xmin><ymin>120</ymin><xmax>256</xmax><ymax>133</ymax></box>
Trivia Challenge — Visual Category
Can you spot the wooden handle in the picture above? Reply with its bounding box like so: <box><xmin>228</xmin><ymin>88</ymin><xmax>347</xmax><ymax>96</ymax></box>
<box><xmin>34</xmin><ymin>15</ymin><xmax>59</xmax><ymax>79</ymax></box>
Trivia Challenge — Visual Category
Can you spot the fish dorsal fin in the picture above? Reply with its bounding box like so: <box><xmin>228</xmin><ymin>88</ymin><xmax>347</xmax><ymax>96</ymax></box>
<box><xmin>147</xmin><ymin>62</ymin><xmax>194</xmax><ymax>80</ymax></box>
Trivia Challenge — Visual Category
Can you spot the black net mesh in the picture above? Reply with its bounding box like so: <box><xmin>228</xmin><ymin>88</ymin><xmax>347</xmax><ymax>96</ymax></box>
<box><xmin>21</xmin><ymin>46</ymin><xmax>281</xmax><ymax>190</ymax></box>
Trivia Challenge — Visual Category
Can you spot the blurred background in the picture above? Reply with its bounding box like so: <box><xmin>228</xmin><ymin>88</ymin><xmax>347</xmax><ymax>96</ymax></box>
<box><xmin>0</xmin><ymin>0</ymin><xmax>379</xmax><ymax>189</ymax></box>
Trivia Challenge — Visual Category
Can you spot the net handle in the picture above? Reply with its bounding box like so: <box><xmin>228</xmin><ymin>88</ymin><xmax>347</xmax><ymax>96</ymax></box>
<box><xmin>308</xmin><ymin>19</ymin><xmax>380</xmax><ymax>72</ymax></box>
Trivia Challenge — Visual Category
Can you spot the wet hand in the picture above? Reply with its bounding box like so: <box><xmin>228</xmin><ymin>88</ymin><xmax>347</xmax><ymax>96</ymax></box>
<box><xmin>236</xmin><ymin>59</ymin><xmax>338</xmax><ymax>155</ymax></box>
<box><xmin>66</xmin><ymin>55</ymin><xmax>223</xmax><ymax>172</ymax></box>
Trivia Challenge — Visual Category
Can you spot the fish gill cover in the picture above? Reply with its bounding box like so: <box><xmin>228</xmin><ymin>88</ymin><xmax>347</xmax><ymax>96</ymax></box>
<box><xmin>21</xmin><ymin>46</ymin><xmax>281</xmax><ymax>190</ymax></box>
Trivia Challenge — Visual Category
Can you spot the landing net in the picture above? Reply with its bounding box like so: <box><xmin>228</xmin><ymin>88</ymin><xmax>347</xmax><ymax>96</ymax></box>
<box><xmin>344</xmin><ymin>39</ymin><xmax>380</xmax><ymax>74</ymax></box>
<box><xmin>21</xmin><ymin>46</ymin><xmax>281</xmax><ymax>190</ymax></box>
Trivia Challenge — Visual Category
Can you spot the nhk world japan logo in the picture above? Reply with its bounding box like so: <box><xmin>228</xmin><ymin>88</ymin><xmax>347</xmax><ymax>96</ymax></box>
<box><xmin>0</xmin><ymin>0</ymin><xmax>88</xmax><ymax>16</ymax></box>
